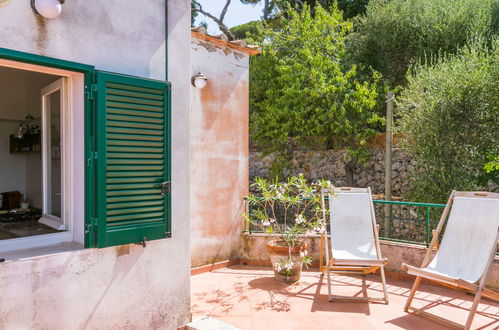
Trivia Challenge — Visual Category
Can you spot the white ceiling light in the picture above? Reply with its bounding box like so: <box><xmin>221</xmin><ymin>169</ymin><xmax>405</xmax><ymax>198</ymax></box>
<box><xmin>32</xmin><ymin>0</ymin><xmax>64</xmax><ymax>19</ymax></box>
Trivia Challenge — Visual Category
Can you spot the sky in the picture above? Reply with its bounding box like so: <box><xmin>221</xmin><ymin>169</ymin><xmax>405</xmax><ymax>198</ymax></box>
<box><xmin>194</xmin><ymin>0</ymin><xmax>265</xmax><ymax>35</ymax></box>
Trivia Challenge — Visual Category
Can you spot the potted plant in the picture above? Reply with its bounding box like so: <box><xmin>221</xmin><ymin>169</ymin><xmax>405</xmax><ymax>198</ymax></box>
<box><xmin>245</xmin><ymin>174</ymin><xmax>332</xmax><ymax>283</ymax></box>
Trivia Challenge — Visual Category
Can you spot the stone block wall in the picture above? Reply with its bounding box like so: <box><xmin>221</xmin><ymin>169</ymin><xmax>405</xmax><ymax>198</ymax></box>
<box><xmin>250</xmin><ymin>148</ymin><xmax>414</xmax><ymax>197</ymax></box>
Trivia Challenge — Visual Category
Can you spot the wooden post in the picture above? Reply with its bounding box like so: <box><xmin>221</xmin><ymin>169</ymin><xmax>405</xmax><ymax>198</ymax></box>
<box><xmin>384</xmin><ymin>91</ymin><xmax>394</xmax><ymax>237</ymax></box>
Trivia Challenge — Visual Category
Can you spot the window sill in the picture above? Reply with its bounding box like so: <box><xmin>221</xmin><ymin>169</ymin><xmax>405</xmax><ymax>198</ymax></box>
<box><xmin>0</xmin><ymin>241</ymin><xmax>83</xmax><ymax>262</ymax></box>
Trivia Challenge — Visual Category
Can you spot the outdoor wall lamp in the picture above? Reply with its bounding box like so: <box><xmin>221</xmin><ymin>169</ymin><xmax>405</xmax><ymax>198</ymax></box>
<box><xmin>191</xmin><ymin>72</ymin><xmax>208</xmax><ymax>89</ymax></box>
<box><xmin>32</xmin><ymin>0</ymin><xmax>64</xmax><ymax>19</ymax></box>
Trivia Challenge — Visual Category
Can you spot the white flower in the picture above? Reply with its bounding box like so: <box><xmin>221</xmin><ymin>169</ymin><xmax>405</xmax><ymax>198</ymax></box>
<box><xmin>269</xmin><ymin>218</ymin><xmax>276</xmax><ymax>223</ymax></box>
<box><xmin>299</xmin><ymin>250</ymin><xmax>308</xmax><ymax>258</ymax></box>
<box><xmin>295</xmin><ymin>214</ymin><xmax>304</xmax><ymax>224</ymax></box>
<box><xmin>262</xmin><ymin>220</ymin><xmax>271</xmax><ymax>227</ymax></box>
<box><xmin>276</xmin><ymin>192</ymin><xmax>282</xmax><ymax>199</ymax></box>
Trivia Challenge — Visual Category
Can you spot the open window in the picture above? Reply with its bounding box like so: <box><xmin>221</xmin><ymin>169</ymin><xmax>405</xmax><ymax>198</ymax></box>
<box><xmin>0</xmin><ymin>49</ymin><xmax>172</xmax><ymax>259</ymax></box>
<box><xmin>0</xmin><ymin>59</ymin><xmax>85</xmax><ymax>255</ymax></box>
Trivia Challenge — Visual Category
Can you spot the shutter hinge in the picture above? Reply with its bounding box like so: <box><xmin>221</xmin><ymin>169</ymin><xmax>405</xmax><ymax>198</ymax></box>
<box><xmin>85</xmin><ymin>223</ymin><xmax>93</xmax><ymax>235</ymax></box>
<box><xmin>166</xmin><ymin>84</ymin><xmax>172</xmax><ymax>91</ymax></box>
<box><xmin>165</xmin><ymin>232</ymin><xmax>171</xmax><ymax>238</ymax></box>
<box><xmin>85</xmin><ymin>84</ymin><xmax>98</xmax><ymax>100</ymax></box>
<box><xmin>86</xmin><ymin>152</ymin><xmax>98</xmax><ymax>167</ymax></box>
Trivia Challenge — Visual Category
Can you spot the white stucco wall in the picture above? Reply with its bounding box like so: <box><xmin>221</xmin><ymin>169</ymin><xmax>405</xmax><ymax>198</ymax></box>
<box><xmin>0</xmin><ymin>0</ymin><xmax>191</xmax><ymax>328</ymax></box>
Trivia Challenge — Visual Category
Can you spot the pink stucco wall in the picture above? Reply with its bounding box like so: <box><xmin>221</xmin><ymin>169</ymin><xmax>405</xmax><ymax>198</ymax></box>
<box><xmin>190</xmin><ymin>34</ymin><xmax>251</xmax><ymax>267</ymax></box>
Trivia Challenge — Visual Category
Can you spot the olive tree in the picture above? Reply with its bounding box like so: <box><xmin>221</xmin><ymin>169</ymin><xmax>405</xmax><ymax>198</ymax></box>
<box><xmin>348</xmin><ymin>0</ymin><xmax>498</xmax><ymax>87</ymax></box>
<box><xmin>397</xmin><ymin>40</ymin><xmax>499</xmax><ymax>203</ymax></box>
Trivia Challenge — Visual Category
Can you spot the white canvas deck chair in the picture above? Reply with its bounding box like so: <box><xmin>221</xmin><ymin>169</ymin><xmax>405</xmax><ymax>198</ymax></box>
<box><xmin>319</xmin><ymin>187</ymin><xmax>389</xmax><ymax>303</ymax></box>
<box><xmin>402</xmin><ymin>191</ymin><xmax>499</xmax><ymax>330</ymax></box>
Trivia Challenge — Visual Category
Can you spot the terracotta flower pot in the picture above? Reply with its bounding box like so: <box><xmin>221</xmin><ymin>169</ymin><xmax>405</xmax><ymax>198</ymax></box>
<box><xmin>266</xmin><ymin>240</ymin><xmax>307</xmax><ymax>283</ymax></box>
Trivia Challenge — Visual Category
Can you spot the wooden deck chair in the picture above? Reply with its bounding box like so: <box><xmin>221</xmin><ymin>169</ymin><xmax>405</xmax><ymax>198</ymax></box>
<box><xmin>402</xmin><ymin>191</ymin><xmax>499</xmax><ymax>330</ymax></box>
<box><xmin>319</xmin><ymin>187</ymin><xmax>389</xmax><ymax>303</ymax></box>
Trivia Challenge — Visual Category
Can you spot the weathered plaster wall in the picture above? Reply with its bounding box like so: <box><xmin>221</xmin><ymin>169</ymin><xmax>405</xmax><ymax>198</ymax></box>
<box><xmin>0</xmin><ymin>0</ymin><xmax>166</xmax><ymax>79</ymax></box>
<box><xmin>190</xmin><ymin>36</ymin><xmax>250</xmax><ymax>267</ymax></box>
<box><xmin>240</xmin><ymin>233</ymin><xmax>499</xmax><ymax>290</ymax></box>
<box><xmin>0</xmin><ymin>0</ymin><xmax>192</xmax><ymax>328</ymax></box>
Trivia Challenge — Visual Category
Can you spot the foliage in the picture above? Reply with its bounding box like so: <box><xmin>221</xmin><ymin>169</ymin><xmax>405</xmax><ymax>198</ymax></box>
<box><xmin>484</xmin><ymin>155</ymin><xmax>499</xmax><ymax>174</ymax></box>
<box><xmin>337</xmin><ymin>0</ymin><xmax>368</xmax><ymax>19</ymax></box>
<box><xmin>348</xmin><ymin>0</ymin><xmax>499</xmax><ymax>87</ymax></box>
<box><xmin>397</xmin><ymin>40</ymin><xmax>499</xmax><ymax>203</ymax></box>
<box><xmin>249</xmin><ymin>4</ymin><xmax>383</xmax><ymax>180</ymax></box>
<box><xmin>231</xmin><ymin>20</ymin><xmax>262</xmax><ymax>39</ymax></box>
<box><xmin>244</xmin><ymin>175</ymin><xmax>331</xmax><ymax>247</ymax></box>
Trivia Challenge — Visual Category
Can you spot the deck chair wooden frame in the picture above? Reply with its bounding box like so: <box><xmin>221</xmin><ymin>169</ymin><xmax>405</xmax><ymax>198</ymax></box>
<box><xmin>402</xmin><ymin>191</ymin><xmax>499</xmax><ymax>330</ymax></box>
<box><xmin>319</xmin><ymin>187</ymin><xmax>389</xmax><ymax>304</ymax></box>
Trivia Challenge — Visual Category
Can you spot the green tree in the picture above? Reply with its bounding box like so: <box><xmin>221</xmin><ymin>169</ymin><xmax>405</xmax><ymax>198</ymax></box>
<box><xmin>348</xmin><ymin>0</ymin><xmax>498</xmax><ymax>87</ymax></box>
<box><xmin>397</xmin><ymin>40</ymin><xmax>499</xmax><ymax>203</ymax></box>
<box><xmin>250</xmin><ymin>4</ymin><xmax>383</xmax><ymax>184</ymax></box>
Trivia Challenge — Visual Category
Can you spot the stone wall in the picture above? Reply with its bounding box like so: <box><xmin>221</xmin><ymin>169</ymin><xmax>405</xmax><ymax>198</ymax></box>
<box><xmin>250</xmin><ymin>148</ymin><xmax>414</xmax><ymax>197</ymax></box>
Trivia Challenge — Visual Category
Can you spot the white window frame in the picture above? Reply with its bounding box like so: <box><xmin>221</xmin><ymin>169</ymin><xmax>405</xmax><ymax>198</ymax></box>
<box><xmin>39</xmin><ymin>78</ymin><xmax>68</xmax><ymax>231</ymax></box>
<box><xmin>0</xmin><ymin>59</ymin><xmax>85</xmax><ymax>254</ymax></box>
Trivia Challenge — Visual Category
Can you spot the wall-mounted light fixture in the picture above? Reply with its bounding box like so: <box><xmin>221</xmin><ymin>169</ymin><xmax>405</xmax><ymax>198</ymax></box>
<box><xmin>191</xmin><ymin>72</ymin><xmax>208</xmax><ymax>89</ymax></box>
<box><xmin>32</xmin><ymin>0</ymin><xmax>64</xmax><ymax>19</ymax></box>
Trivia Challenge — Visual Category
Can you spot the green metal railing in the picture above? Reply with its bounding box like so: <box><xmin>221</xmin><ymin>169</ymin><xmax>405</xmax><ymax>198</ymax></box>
<box><xmin>373</xmin><ymin>200</ymin><xmax>446</xmax><ymax>246</ymax></box>
<box><xmin>245</xmin><ymin>198</ymin><xmax>446</xmax><ymax>247</ymax></box>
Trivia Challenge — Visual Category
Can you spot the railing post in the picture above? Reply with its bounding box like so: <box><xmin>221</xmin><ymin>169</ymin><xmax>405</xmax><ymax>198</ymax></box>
<box><xmin>425</xmin><ymin>207</ymin><xmax>431</xmax><ymax>247</ymax></box>
<box><xmin>384</xmin><ymin>91</ymin><xmax>394</xmax><ymax>237</ymax></box>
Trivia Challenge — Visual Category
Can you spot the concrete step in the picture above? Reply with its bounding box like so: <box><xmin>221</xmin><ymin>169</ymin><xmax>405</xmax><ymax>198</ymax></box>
<box><xmin>181</xmin><ymin>316</ymin><xmax>242</xmax><ymax>330</ymax></box>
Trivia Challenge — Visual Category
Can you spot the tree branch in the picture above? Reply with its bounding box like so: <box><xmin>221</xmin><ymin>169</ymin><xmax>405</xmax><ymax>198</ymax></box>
<box><xmin>192</xmin><ymin>0</ymin><xmax>236</xmax><ymax>41</ymax></box>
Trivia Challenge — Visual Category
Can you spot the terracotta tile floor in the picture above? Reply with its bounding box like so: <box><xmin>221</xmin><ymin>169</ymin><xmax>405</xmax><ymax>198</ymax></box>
<box><xmin>191</xmin><ymin>266</ymin><xmax>499</xmax><ymax>330</ymax></box>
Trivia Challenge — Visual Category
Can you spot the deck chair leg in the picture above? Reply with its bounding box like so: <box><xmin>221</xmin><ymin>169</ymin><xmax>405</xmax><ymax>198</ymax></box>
<box><xmin>379</xmin><ymin>265</ymin><xmax>389</xmax><ymax>304</ymax></box>
<box><xmin>326</xmin><ymin>261</ymin><xmax>333</xmax><ymax>302</ymax></box>
<box><xmin>404</xmin><ymin>276</ymin><xmax>422</xmax><ymax>312</ymax></box>
<box><xmin>464</xmin><ymin>289</ymin><xmax>484</xmax><ymax>330</ymax></box>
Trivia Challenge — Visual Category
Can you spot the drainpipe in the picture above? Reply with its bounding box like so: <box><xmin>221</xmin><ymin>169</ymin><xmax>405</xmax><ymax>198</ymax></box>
<box><xmin>165</xmin><ymin>0</ymin><xmax>168</xmax><ymax>82</ymax></box>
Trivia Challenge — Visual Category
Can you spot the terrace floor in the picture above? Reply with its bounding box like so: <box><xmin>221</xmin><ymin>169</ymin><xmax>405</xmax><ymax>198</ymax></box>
<box><xmin>191</xmin><ymin>266</ymin><xmax>499</xmax><ymax>330</ymax></box>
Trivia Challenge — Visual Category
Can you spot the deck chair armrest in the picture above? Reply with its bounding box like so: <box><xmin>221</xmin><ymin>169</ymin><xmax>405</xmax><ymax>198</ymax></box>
<box><xmin>334</xmin><ymin>258</ymin><xmax>387</xmax><ymax>267</ymax></box>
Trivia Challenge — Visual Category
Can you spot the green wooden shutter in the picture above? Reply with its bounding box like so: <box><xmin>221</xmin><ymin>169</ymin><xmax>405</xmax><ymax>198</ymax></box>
<box><xmin>94</xmin><ymin>71</ymin><xmax>171</xmax><ymax>248</ymax></box>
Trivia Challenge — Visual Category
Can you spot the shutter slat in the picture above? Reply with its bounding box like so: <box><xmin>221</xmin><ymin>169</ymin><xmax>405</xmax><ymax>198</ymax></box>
<box><xmin>107</xmin><ymin>165</ymin><xmax>164</xmax><ymax>171</ymax></box>
<box><xmin>107</xmin><ymin>114</ymin><xmax>164</xmax><ymax>125</ymax></box>
<box><xmin>107</xmin><ymin>189</ymin><xmax>161</xmax><ymax>197</ymax></box>
<box><xmin>107</xmin><ymin>195</ymin><xmax>164</xmax><ymax>204</ymax></box>
<box><xmin>107</xmin><ymin>101</ymin><xmax>163</xmax><ymax>112</ymax></box>
<box><xmin>107</xmin><ymin>82</ymin><xmax>164</xmax><ymax>95</ymax></box>
<box><xmin>106</xmin><ymin>218</ymin><xmax>165</xmax><ymax>227</ymax></box>
<box><xmin>107</xmin><ymin>120</ymin><xmax>164</xmax><ymax>131</ymax></box>
<box><xmin>107</xmin><ymin>140</ymin><xmax>164</xmax><ymax>148</ymax></box>
<box><xmin>107</xmin><ymin>212</ymin><xmax>164</xmax><ymax>222</ymax></box>
<box><xmin>108</xmin><ymin>133</ymin><xmax>163</xmax><ymax>141</ymax></box>
<box><xmin>107</xmin><ymin>95</ymin><xmax>164</xmax><ymax>107</ymax></box>
<box><xmin>107</xmin><ymin>153</ymin><xmax>163</xmax><ymax>159</ymax></box>
<box><xmin>107</xmin><ymin>171</ymin><xmax>164</xmax><ymax>178</ymax></box>
<box><xmin>107</xmin><ymin>159</ymin><xmax>163</xmax><ymax>165</ymax></box>
<box><xmin>107</xmin><ymin>200</ymin><xmax>164</xmax><ymax>210</ymax></box>
<box><xmin>107</xmin><ymin>146</ymin><xmax>164</xmax><ymax>153</ymax></box>
<box><xmin>107</xmin><ymin>127</ymin><xmax>164</xmax><ymax>136</ymax></box>
<box><xmin>106</xmin><ymin>177</ymin><xmax>162</xmax><ymax>184</ymax></box>
<box><xmin>107</xmin><ymin>206</ymin><xmax>164</xmax><ymax>217</ymax></box>
<box><xmin>107</xmin><ymin>183</ymin><xmax>159</xmax><ymax>191</ymax></box>
<box><xmin>108</xmin><ymin>107</ymin><xmax>164</xmax><ymax>118</ymax></box>
<box><xmin>107</xmin><ymin>87</ymin><xmax>164</xmax><ymax>100</ymax></box>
